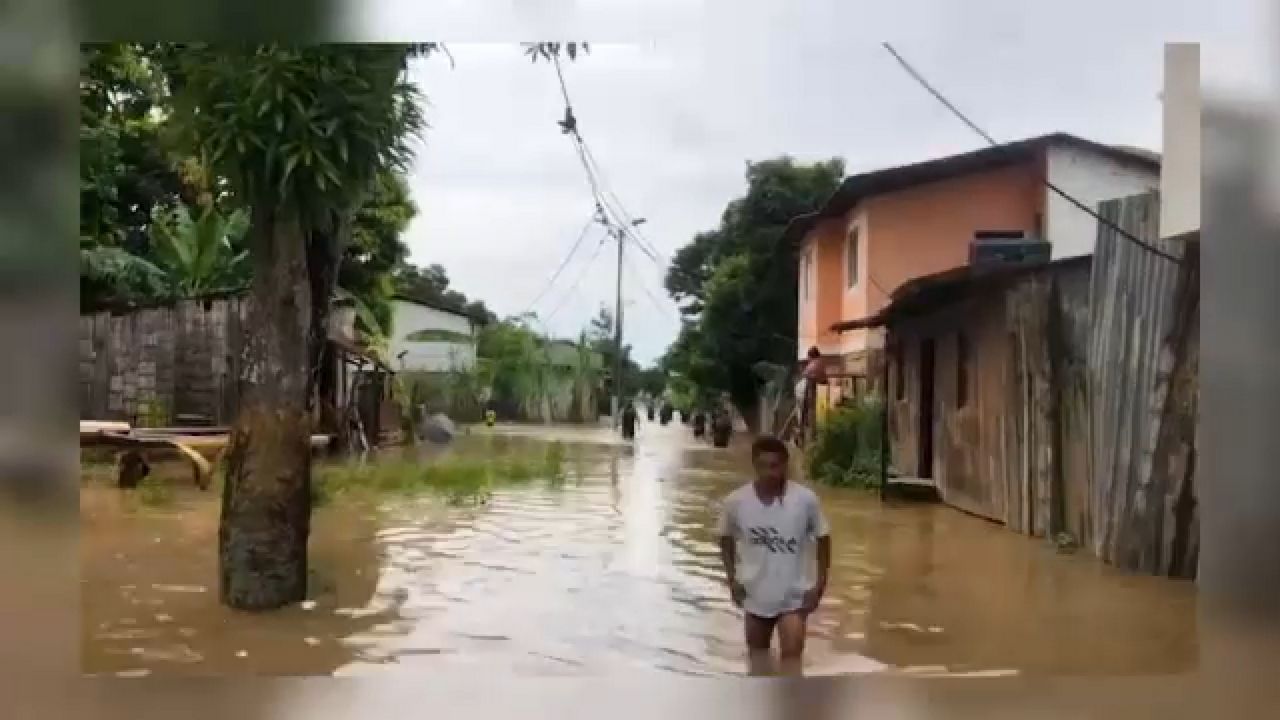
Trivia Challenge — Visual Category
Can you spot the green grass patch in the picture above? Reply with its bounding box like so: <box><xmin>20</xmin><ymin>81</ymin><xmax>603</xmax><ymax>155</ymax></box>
<box><xmin>80</xmin><ymin>459</ymin><xmax>118</xmax><ymax>486</ymax></box>
<box><xmin>314</xmin><ymin>443</ymin><xmax>568</xmax><ymax>507</ymax></box>
<box><xmin>135</xmin><ymin>476</ymin><xmax>175</xmax><ymax>506</ymax></box>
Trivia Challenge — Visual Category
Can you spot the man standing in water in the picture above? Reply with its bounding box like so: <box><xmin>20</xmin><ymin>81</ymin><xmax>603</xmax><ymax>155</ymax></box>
<box><xmin>620</xmin><ymin>400</ymin><xmax>638</xmax><ymax>441</ymax></box>
<box><xmin>717</xmin><ymin>436</ymin><xmax>831</xmax><ymax>675</ymax></box>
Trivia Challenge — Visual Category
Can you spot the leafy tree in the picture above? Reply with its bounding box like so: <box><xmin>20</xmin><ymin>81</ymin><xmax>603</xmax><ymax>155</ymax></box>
<box><xmin>394</xmin><ymin>262</ymin><xmax>496</xmax><ymax>325</ymax></box>
<box><xmin>661</xmin><ymin>157</ymin><xmax>844</xmax><ymax>425</ymax></box>
<box><xmin>80</xmin><ymin>44</ymin><xmax>185</xmax><ymax>247</ymax></box>
<box><xmin>635</xmin><ymin>365</ymin><xmax>668</xmax><ymax>400</ymax></box>
<box><xmin>579</xmin><ymin>306</ymin><xmax>643</xmax><ymax>410</ymax></box>
<box><xmin>84</xmin><ymin>41</ymin><xmax>588</xmax><ymax>610</ymax></box>
<box><xmin>79</xmin><ymin>246</ymin><xmax>169</xmax><ymax>309</ymax></box>
<box><xmin>80</xmin><ymin>44</ymin><xmax>201</xmax><ymax>308</ymax></box>
<box><xmin>171</xmin><ymin>44</ymin><xmax>430</xmax><ymax>610</ymax></box>
<box><xmin>340</xmin><ymin>169</ymin><xmax>414</xmax><ymax>334</ymax></box>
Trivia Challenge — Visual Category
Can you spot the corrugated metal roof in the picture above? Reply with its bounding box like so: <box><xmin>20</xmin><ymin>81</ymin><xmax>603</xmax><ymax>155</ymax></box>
<box><xmin>830</xmin><ymin>255</ymin><xmax>1092</xmax><ymax>333</ymax></box>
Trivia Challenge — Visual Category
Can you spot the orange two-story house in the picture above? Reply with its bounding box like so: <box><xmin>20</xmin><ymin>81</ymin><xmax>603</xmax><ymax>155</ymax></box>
<box><xmin>791</xmin><ymin>133</ymin><xmax>1160</xmax><ymax>394</ymax></box>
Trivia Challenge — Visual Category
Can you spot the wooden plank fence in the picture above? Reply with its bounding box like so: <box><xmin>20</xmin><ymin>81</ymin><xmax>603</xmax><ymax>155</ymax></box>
<box><xmin>1087</xmin><ymin>191</ymin><xmax>1200</xmax><ymax>577</ymax></box>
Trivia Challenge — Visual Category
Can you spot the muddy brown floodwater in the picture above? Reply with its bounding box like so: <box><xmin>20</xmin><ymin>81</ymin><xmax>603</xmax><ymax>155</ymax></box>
<box><xmin>81</xmin><ymin>422</ymin><xmax>1199</xmax><ymax>678</ymax></box>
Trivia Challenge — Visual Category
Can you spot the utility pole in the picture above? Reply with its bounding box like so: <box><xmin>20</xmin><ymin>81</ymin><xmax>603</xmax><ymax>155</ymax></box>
<box><xmin>611</xmin><ymin>222</ymin><xmax>624</xmax><ymax>426</ymax></box>
<box><xmin>609</xmin><ymin>216</ymin><xmax>646</xmax><ymax>427</ymax></box>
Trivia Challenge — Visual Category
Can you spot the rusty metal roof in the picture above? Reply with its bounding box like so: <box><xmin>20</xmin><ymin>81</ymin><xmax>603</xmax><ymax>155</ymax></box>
<box><xmin>830</xmin><ymin>255</ymin><xmax>1092</xmax><ymax>333</ymax></box>
<box><xmin>785</xmin><ymin>134</ymin><xmax>1161</xmax><ymax>249</ymax></box>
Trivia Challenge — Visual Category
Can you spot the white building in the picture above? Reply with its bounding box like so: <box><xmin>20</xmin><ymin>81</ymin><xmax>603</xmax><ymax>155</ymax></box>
<box><xmin>1042</xmin><ymin>141</ymin><xmax>1162</xmax><ymax>259</ymax></box>
<box><xmin>388</xmin><ymin>296</ymin><xmax>477</xmax><ymax>373</ymax></box>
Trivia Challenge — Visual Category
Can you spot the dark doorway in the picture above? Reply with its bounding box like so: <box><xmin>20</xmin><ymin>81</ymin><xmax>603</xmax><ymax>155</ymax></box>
<box><xmin>918</xmin><ymin>338</ymin><xmax>936</xmax><ymax>478</ymax></box>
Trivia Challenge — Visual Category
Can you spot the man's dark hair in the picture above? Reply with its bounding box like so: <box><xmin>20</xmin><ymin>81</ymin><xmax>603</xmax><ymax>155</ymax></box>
<box><xmin>807</xmin><ymin>346</ymin><xmax>821</xmax><ymax>359</ymax></box>
<box><xmin>751</xmin><ymin>435</ymin><xmax>790</xmax><ymax>461</ymax></box>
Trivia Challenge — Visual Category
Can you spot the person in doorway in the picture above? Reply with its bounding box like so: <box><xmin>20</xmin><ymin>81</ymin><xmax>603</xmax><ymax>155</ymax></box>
<box><xmin>797</xmin><ymin>347</ymin><xmax>827</xmax><ymax>446</ymax></box>
<box><xmin>621</xmin><ymin>400</ymin><xmax>638</xmax><ymax>441</ymax></box>
<box><xmin>717</xmin><ymin>436</ymin><xmax>831</xmax><ymax>676</ymax></box>
<box><xmin>692</xmin><ymin>410</ymin><xmax>707</xmax><ymax>439</ymax></box>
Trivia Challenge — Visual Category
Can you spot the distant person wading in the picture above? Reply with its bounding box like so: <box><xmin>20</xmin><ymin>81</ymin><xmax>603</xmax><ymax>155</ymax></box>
<box><xmin>621</xmin><ymin>401</ymin><xmax>638</xmax><ymax>441</ymax></box>
<box><xmin>711</xmin><ymin>408</ymin><xmax>733</xmax><ymax>448</ymax></box>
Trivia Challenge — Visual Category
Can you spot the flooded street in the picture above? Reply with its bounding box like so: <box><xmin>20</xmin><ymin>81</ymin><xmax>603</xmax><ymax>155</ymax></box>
<box><xmin>81</xmin><ymin>422</ymin><xmax>1198</xmax><ymax>678</ymax></box>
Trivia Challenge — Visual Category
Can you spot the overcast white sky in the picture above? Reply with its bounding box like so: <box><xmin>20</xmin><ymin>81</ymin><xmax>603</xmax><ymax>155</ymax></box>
<box><xmin>365</xmin><ymin>1</ymin><xmax>1262</xmax><ymax>365</ymax></box>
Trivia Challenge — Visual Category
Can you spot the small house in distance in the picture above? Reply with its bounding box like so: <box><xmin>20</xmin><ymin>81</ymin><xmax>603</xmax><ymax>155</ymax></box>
<box><xmin>388</xmin><ymin>294</ymin><xmax>478</xmax><ymax>373</ymax></box>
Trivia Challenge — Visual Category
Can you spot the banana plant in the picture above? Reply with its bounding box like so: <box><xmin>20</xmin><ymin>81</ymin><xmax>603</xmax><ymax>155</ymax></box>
<box><xmin>148</xmin><ymin>203</ymin><xmax>250</xmax><ymax>297</ymax></box>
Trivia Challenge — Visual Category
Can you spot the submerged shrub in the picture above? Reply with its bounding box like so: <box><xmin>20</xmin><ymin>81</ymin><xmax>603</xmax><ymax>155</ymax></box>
<box><xmin>806</xmin><ymin>398</ymin><xmax>884</xmax><ymax>489</ymax></box>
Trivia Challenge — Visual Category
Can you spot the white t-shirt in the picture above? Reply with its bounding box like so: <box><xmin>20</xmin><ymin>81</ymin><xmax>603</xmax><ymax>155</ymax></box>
<box><xmin>716</xmin><ymin>482</ymin><xmax>831</xmax><ymax>618</ymax></box>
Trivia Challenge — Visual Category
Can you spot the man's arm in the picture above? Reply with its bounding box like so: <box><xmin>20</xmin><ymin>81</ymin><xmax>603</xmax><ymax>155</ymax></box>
<box><xmin>716</xmin><ymin>499</ymin><xmax>745</xmax><ymax>607</ymax></box>
<box><xmin>719</xmin><ymin>535</ymin><xmax>736</xmax><ymax>586</ymax></box>
<box><xmin>805</xmin><ymin>495</ymin><xmax>832</xmax><ymax>611</ymax></box>
<box><xmin>814</xmin><ymin>535</ymin><xmax>831</xmax><ymax>590</ymax></box>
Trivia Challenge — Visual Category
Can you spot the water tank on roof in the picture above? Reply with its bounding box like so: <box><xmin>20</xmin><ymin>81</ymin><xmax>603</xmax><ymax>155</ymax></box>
<box><xmin>969</xmin><ymin>231</ymin><xmax>1051</xmax><ymax>267</ymax></box>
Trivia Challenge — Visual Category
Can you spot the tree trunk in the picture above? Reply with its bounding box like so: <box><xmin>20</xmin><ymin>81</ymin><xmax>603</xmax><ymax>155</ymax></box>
<box><xmin>306</xmin><ymin>216</ymin><xmax>346</xmax><ymax>453</ymax></box>
<box><xmin>218</xmin><ymin>205</ymin><xmax>314</xmax><ymax>610</ymax></box>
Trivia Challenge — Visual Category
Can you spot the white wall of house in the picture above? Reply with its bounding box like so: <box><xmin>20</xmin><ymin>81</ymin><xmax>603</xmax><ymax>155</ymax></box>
<box><xmin>389</xmin><ymin>299</ymin><xmax>476</xmax><ymax>373</ymax></box>
<box><xmin>1044</xmin><ymin>145</ymin><xmax>1161</xmax><ymax>259</ymax></box>
<box><xmin>1160</xmin><ymin>43</ymin><xmax>1201</xmax><ymax>238</ymax></box>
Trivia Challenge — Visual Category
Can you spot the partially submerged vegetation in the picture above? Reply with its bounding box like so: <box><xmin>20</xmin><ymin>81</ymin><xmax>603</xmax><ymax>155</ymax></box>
<box><xmin>83</xmin><ymin>440</ymin><xmax>572</xmax><ymax>509</ymax></box>
<box><xmin>314</xmin><ymin>441</ymin><xmax>568</xmax><ymax>507</ymax></box>
<box><xmin>807</xmin><ymin>399</ymin><xmax>884</xmax><ymax>489</ymax></box>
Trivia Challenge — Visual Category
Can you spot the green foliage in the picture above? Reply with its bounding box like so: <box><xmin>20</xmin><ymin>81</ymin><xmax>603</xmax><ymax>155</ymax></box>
<box><xmin>395</xmin><ymin>262</ymin><xmax>496</xmax><ymax>325</ymax></box>
<box><xmin>340</xmin><ymin>169</ymin><xmax>415</xmax><ymax>333</ymax></box>
<box><xmin>170</xmin><ymin>45</ymin><xmax>425</xmax><ymax>222</ymax></box>
<box><xmin>661</xmin><ymin>157</ymin><xmax>845</xmax><ymax>416</ymax></box>
<box><xmin>579</xmin><ymin>306</ymin><xmax>642</xmax><ymax>408</ymax></box>
<box><xmin>806</xmin><ymin>399</ymin><xmax>884</xmax><ymax>489</ymax></box>
<box><xmin>135</xmin><ymin>476</ymin><xmax>176</xmax><ymax>506</ymax></box>
<box><xmin>80</xmin><ymin>44</ymin><xmax>188</xmax><ymax>248</ymax></box>
<box><xmin>79</xmin><ymin>246</ymin><xmax>170</xmax><ymax>307</ymax></box>
<box><xmin>313</xmin><ymin>445</ymin><xmax>566</xmax><ymax>507</ymax></box>
<box><xmin>148</xmin><ymin>203</ymin><xmax>250</xmax><ymax>295</ymax></box>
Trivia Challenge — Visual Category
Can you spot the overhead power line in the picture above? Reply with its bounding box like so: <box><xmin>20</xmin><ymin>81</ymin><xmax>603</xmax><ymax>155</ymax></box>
<box><xmin>550</xmin><ymin>54</ymin><xmax>664</xmax><ymax>267</ymax></box>
<box><xmin>523</xmin><ymin>211</ymin><xmax>605</xmax><ymax>314</ymax></box>
<box><xmin>881</xmin><ymin>42</ymin><xmax>1181</xmax><ymax>265</ymax></box>
<box><xmin>623</xmin><ymin>252</ymin><xmax>678</xmax><ymax>321</ymax></box>
<box><xmin>544</xmin><ymin>235</ymin><xmax>609</xmax><ymax>324</ymax></box>
<box><xmin>578</xmin><ymin>141</ymin><xmax>666</xmax><ymax>261</ymax></box>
